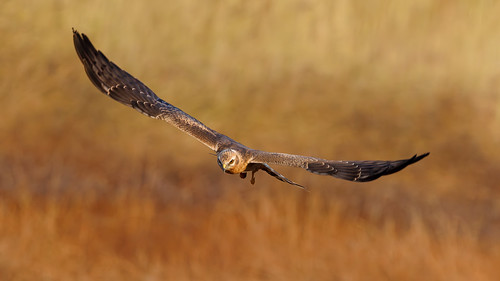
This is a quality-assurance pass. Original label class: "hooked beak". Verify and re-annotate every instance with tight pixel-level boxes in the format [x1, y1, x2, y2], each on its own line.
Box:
[219, 162, 231, 174]
[217, 159, 226, 172]
[221, 163, 232, 173]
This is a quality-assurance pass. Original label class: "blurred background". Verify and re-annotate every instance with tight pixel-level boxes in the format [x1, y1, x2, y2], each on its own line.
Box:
[1, 0, 500, 280]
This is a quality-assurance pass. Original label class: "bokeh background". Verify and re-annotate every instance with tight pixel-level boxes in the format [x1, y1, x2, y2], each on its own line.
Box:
[1, 0, 500, 280]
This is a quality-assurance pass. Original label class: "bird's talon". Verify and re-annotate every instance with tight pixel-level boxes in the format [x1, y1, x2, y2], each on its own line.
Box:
[250, 170, 256, 184]
[240, 173, 247, 179]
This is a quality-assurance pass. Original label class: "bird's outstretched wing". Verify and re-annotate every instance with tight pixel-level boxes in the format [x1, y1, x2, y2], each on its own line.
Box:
[250, 151, 429, 182]
[74, 29, 429, 187]
[73, 29, 233, 151]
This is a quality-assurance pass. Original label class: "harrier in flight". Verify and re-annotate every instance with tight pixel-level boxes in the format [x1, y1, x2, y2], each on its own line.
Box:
[73, 29, 429, 188]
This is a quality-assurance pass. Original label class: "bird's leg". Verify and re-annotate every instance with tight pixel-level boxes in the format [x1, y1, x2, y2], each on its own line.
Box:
[250, 170, 257, 184]
[245, 162, 305, 189]
[239, 172, 247, 179]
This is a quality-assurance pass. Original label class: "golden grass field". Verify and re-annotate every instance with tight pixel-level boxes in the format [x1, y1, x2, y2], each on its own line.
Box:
[1, 0, 500, 280]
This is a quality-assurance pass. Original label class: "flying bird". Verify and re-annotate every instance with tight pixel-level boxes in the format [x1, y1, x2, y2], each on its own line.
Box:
[73, 29, 429, 188]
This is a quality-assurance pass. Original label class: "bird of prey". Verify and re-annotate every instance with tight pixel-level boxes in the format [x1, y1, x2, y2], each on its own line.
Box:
[73, 29, 429, 188]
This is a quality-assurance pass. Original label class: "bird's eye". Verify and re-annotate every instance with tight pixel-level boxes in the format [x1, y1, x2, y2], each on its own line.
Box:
[229, 159, 235, 165]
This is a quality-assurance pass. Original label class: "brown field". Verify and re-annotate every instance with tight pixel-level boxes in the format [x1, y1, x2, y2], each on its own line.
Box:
[1, 0, 500, 280]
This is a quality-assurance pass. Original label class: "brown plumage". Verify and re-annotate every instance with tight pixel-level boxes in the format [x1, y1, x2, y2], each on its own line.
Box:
[73, 29, 429, 189]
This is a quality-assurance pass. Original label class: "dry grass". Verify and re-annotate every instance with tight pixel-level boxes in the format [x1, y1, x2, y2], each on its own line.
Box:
[1, 0, 500, 280]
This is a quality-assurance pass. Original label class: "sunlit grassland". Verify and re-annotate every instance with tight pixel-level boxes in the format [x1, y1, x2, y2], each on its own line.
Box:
[1, 0, 500, 280]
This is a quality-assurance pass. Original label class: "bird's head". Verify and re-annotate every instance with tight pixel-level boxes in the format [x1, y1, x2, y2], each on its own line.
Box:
[217, 149, 245, 174]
